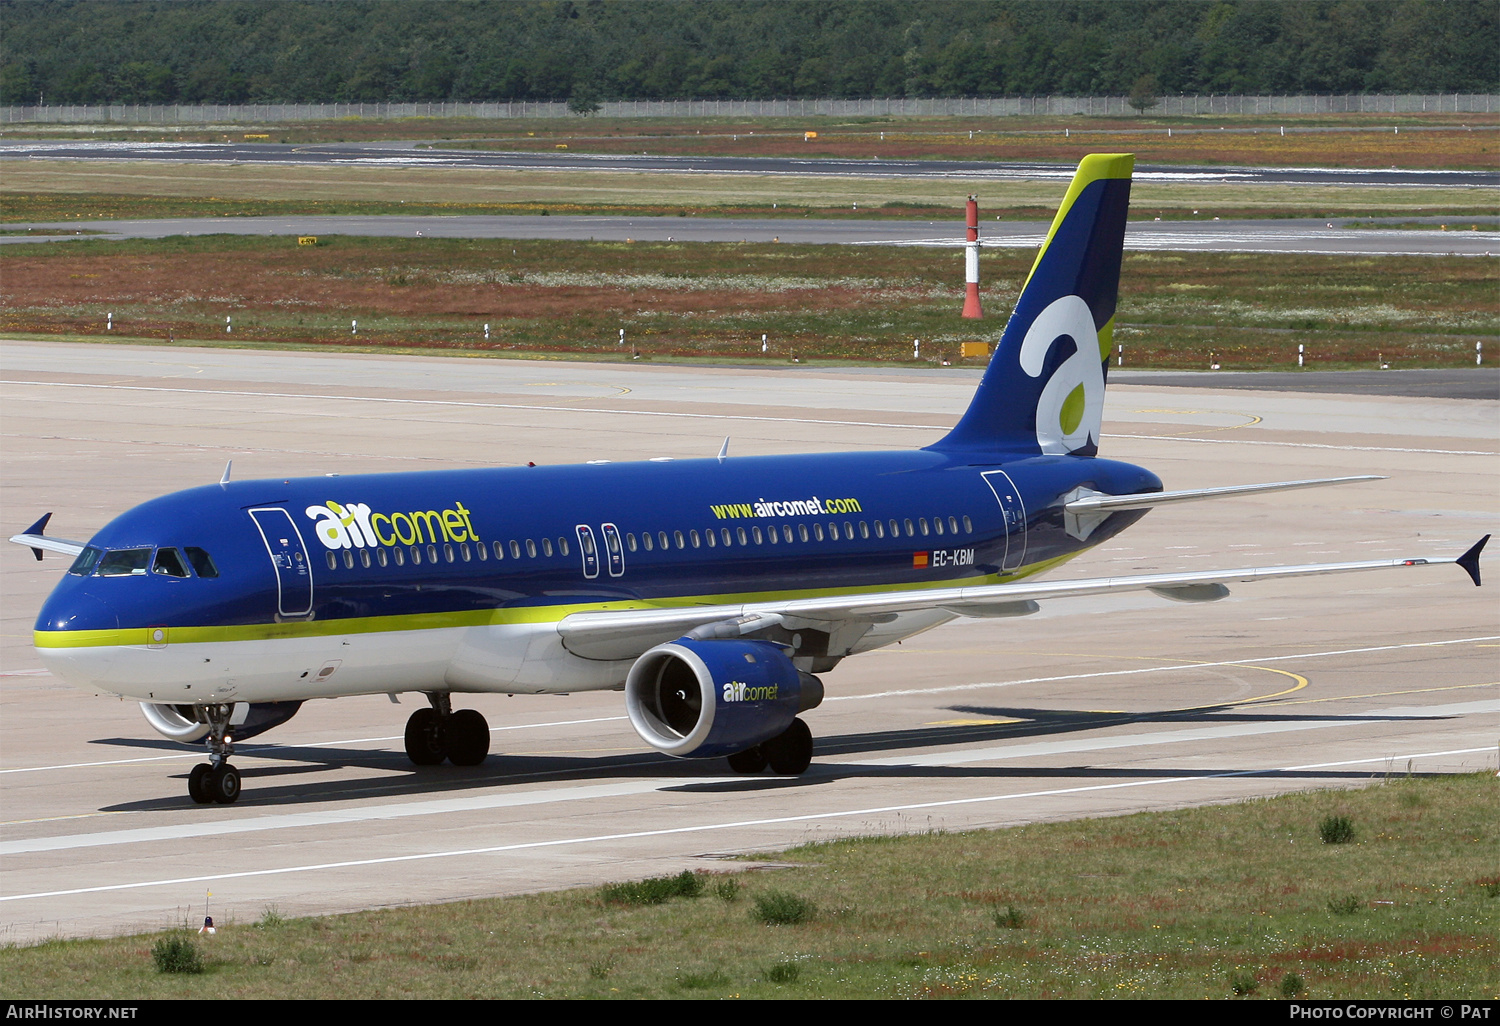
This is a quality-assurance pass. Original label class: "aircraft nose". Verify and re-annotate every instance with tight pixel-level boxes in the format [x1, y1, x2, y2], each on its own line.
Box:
[36, 586, 120, 633]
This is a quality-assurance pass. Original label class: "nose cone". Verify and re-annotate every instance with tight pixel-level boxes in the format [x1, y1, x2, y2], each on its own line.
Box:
[35, 579, 121, 633]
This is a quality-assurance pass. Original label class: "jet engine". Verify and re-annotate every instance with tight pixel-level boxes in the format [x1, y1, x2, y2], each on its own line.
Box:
[140, 701, 303, 743]
[624, 638, 823, 759]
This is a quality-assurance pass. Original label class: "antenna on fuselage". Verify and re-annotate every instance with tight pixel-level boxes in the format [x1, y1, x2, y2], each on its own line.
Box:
[717, 437, 729, 463]
[220, 460, 232, 485]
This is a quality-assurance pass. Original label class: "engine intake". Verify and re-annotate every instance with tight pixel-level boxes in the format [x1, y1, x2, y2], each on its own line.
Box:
[140, 701, 302, 743]
[625, 638, 822, 759]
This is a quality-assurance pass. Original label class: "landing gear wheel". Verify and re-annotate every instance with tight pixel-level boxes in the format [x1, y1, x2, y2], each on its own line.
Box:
[404, 707, 447, 765]
[209, 764, 241, 804]
[726, 745, 767, 774]
[446, 709, 490, 767]
[188, 763, 214, 804]
[763, 718, 813, 776]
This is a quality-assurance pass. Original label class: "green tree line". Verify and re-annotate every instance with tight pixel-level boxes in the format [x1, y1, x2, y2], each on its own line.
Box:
[2, 0, 1494, 107]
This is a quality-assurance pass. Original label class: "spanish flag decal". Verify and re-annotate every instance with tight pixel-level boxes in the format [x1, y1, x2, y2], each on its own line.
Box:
[912, 551, 929, 569]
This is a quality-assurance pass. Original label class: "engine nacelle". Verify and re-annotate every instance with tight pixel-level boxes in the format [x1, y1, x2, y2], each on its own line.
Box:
[140, 701, 303, 744]
[625, 638, 823, 759]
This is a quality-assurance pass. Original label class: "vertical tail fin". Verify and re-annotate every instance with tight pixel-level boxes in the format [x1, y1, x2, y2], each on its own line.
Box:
[930, 153, 1134, 459]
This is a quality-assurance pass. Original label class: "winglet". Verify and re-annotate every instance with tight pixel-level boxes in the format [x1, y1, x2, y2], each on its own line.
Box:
[1456, 534, 1488, 587]
[220, 460, 233, 485]
[717, 437, 729, 464]
[20, 512, 52, 561]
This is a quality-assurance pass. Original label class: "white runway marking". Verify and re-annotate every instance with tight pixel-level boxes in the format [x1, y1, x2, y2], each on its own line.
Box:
[4, 698, 1492, 860]
[4, 746, 1490, 903]
[3, 380, 1493, 456]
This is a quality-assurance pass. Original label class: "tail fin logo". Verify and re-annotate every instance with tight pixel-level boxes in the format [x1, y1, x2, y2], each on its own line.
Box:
[1019, 294, 1105, 456]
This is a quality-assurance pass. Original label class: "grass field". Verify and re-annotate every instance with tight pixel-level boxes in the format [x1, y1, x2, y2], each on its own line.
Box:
[3, 235, 1493, 370]
[2, 774, 1494, 999]
[4, 159, 1496, 225]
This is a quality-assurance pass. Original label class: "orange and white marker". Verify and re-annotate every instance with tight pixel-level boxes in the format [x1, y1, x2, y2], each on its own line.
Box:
[961, 195, 982, 319]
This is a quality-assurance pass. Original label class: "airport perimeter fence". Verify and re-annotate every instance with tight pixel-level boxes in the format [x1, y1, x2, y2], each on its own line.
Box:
[3, 93, 1497, 124]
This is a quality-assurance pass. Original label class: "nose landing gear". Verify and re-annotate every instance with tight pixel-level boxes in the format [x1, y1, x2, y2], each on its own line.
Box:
[187, 703, 241, 804]
[403, 693, 490, 767]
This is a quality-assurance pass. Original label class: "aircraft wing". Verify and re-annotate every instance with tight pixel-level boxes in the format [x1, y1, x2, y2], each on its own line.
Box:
[8, 513, 87, 562]
[557, 536, 1487, 661]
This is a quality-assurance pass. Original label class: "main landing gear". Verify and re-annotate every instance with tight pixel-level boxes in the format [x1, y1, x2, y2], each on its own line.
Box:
[404, 693, 490, 767]
[187, 703, 241, 805]
[726, 718, 814, 776]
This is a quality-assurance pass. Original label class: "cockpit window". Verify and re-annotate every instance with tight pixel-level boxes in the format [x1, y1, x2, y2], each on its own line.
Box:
[152, 547, 190, 578]
[97, 548, 152, 576]
[184, 547, 219, 578]
[68, 546, 103, 576]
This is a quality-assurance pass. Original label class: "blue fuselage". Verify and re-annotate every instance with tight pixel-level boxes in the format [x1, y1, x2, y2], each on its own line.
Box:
[37, 449, 1161, 638]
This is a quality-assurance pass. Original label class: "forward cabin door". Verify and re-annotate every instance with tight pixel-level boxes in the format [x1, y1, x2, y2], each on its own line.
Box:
[248, 507, 313, 617]
[980, 470, 1028, 573]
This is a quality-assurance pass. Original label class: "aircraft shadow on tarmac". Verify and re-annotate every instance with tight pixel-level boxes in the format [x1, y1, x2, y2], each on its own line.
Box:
[89, 697, 1456, 813]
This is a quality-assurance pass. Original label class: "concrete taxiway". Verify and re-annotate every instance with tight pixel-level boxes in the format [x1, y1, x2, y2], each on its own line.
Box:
[6, 141, 1497, 188]
[8, 213, 1498, 257]
[1, 342, 1495, 943]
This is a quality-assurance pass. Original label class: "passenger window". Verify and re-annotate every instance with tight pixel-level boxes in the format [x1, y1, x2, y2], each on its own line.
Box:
[904, 519, 914, 537]
[459, 543, 471, 562]
[812, 524, 823, 541]
[68, 546, 103, 576]
[360, 548, 372, 568]
[752, 526, 763, 545]
[875, 520, 885, 539]
[859, 521, 870, 539]
[643, 532, 654, 551]
[690, 530, 701, 548]
[963, 515, 973, 533]
[736, 527, 747, 546]
[443, 543, 454, 563]
[377, 548, 389, 567]
[427, 544, 439, 563]
[559, 537, 570, 556]
[949, 516, 960, 534]
[626, 533, 637, 552]
[919, 518, 930, 536]
[704, 530, 715, 548]
[326, 551, 338, 570]
[542, 537, 554, 557]
[934, 517, 944, 536]
[510, 540, 521, 559]
[798, 525, 809, 542]
[394, 546, 405, 566]
[658, 531, 669, 550]
[99, 548, 152, 576]
[783, 525, 794, 543]
[475, 542, 486, 561]
[183, 547, 218, 578]
[889, 519, 900, 537]
[493, 541, 504, 560]
[411, 545, 423, 565]
[844, 521, 854, 539]
[674, 530, 685, 549]
[525, 539, 537, 558]
[344, 550, 355, 569]
[767, 526, 778, 544]
[152, 547, 190, 577]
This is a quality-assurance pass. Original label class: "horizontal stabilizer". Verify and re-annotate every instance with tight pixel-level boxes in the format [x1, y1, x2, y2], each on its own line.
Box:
[1064, 475, 1385, 515]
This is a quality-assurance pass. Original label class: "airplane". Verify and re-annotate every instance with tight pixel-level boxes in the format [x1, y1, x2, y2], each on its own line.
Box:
[10, 153, 1487, 806]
